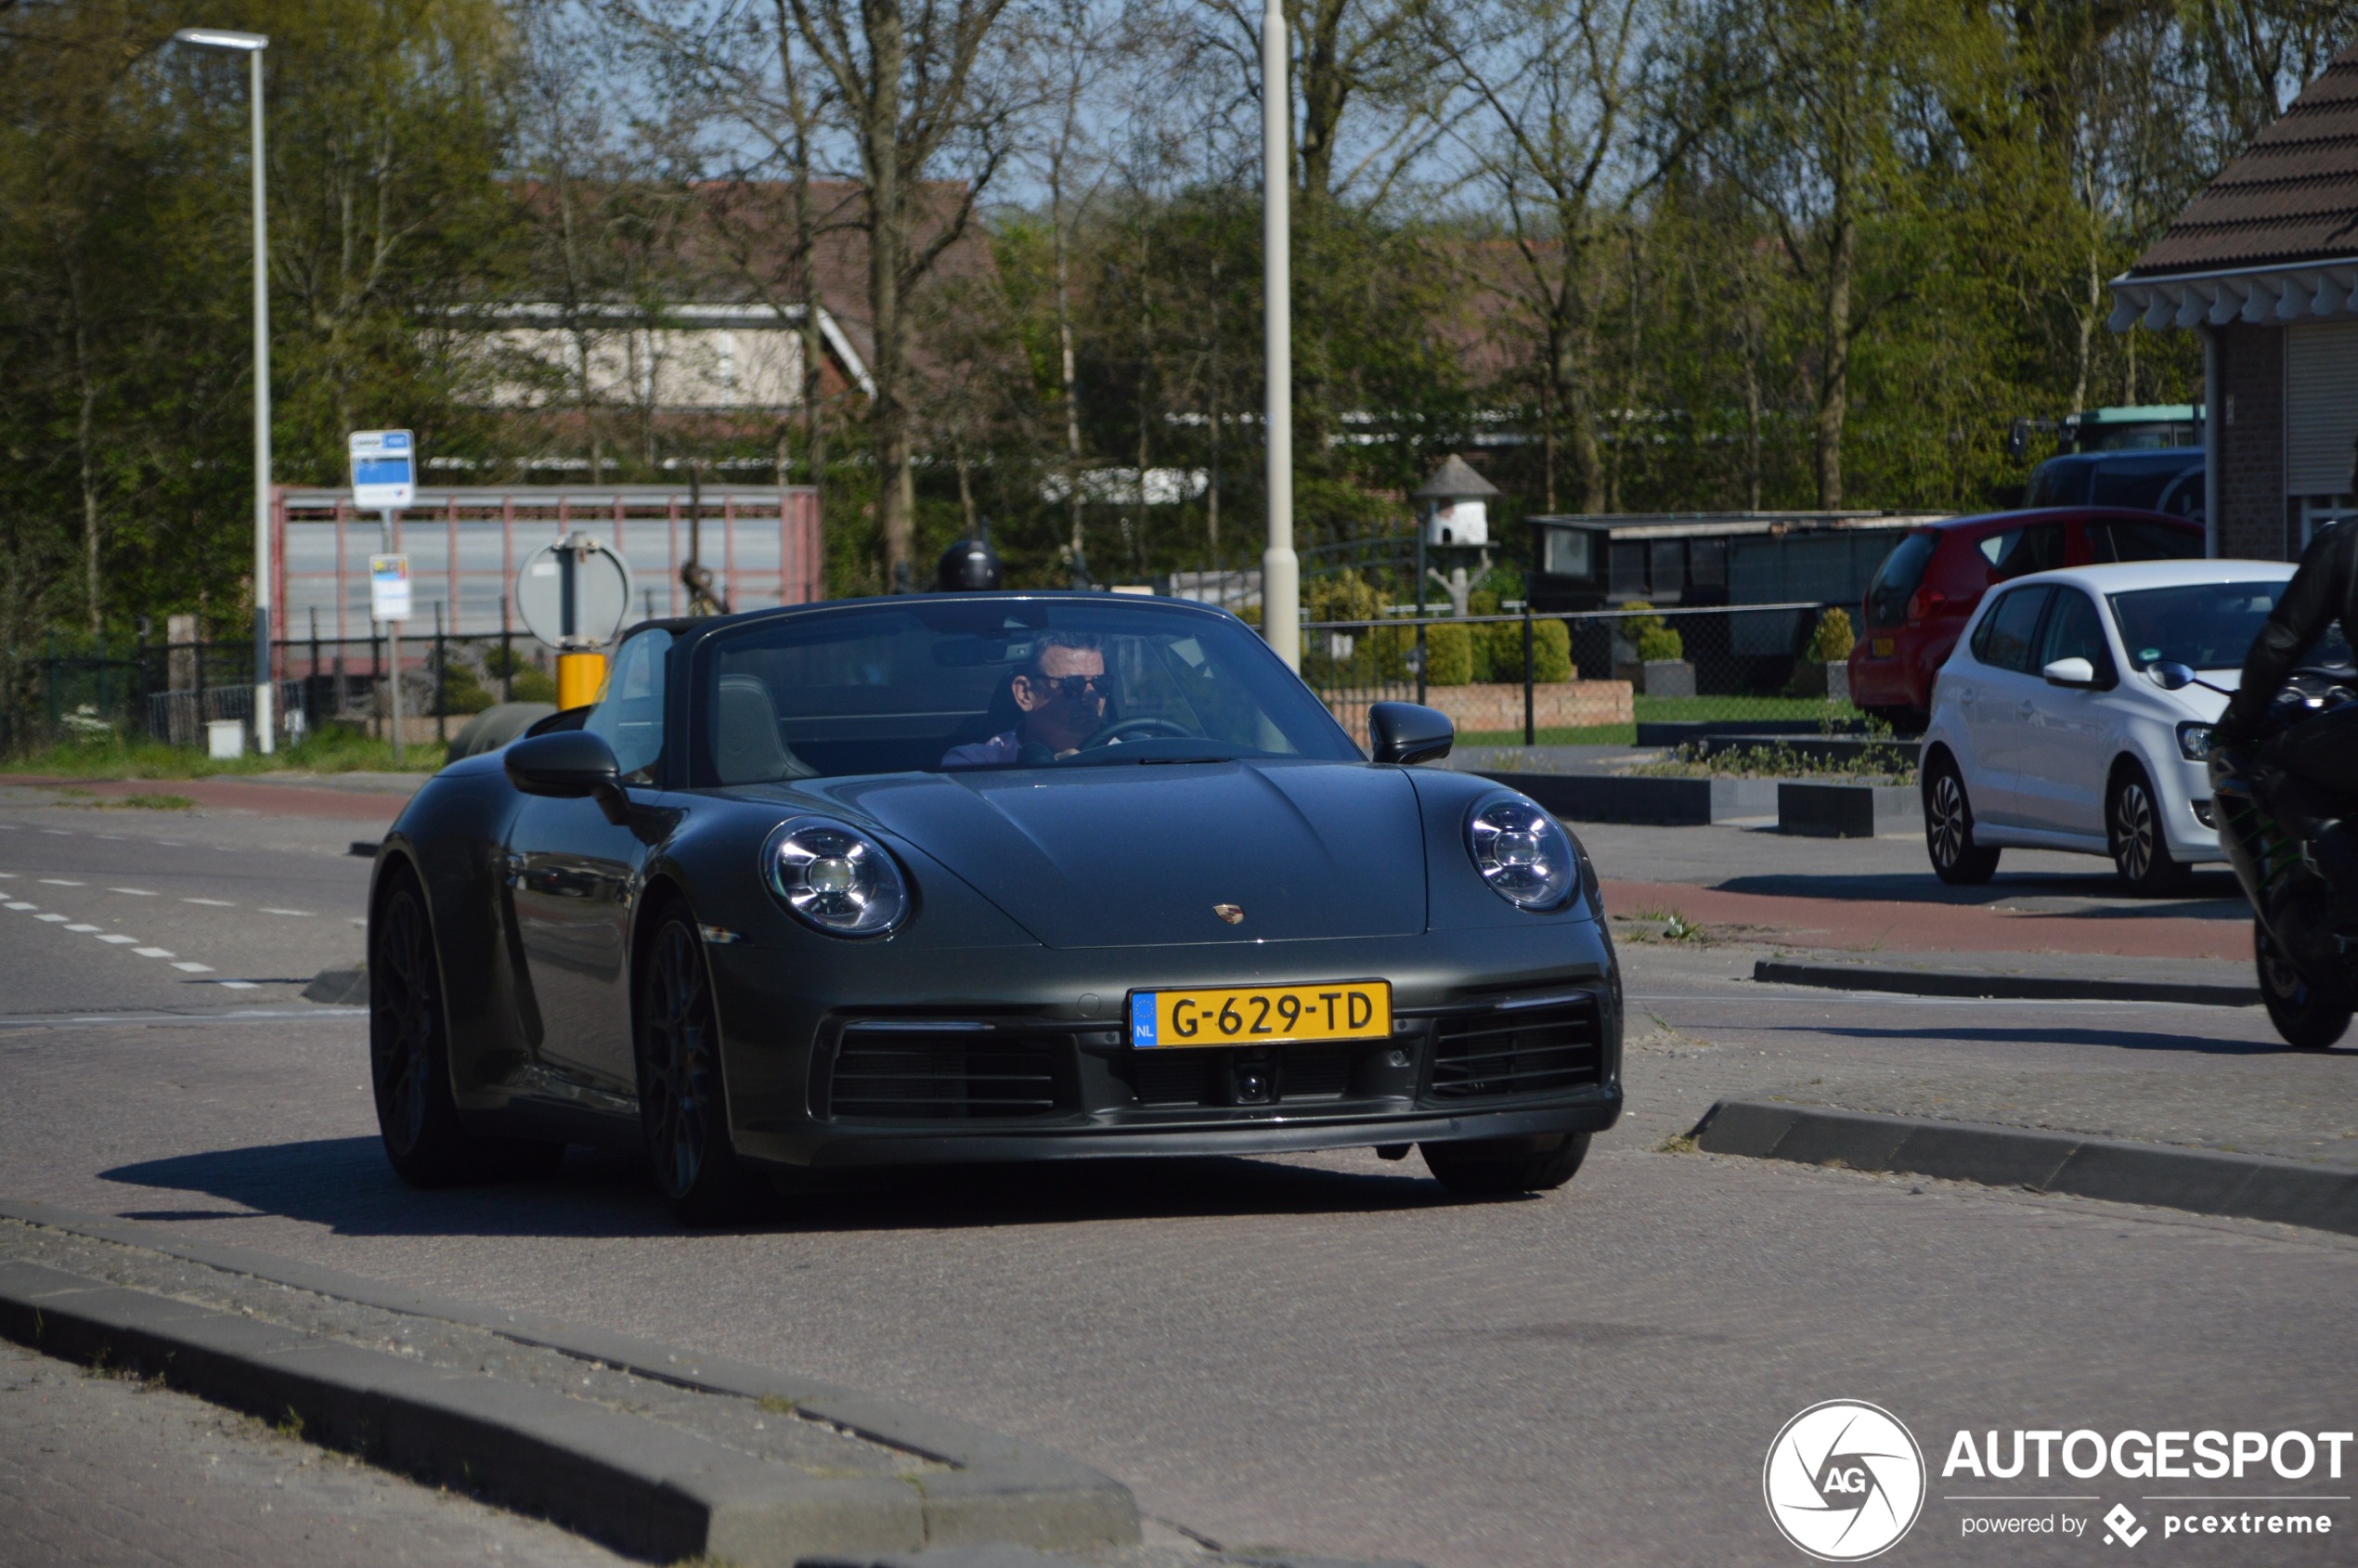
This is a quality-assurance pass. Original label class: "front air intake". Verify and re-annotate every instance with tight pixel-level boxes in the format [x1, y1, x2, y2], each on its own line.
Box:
[1427, 997, 1601, 1102]
[823, 1026, 1074, 1121]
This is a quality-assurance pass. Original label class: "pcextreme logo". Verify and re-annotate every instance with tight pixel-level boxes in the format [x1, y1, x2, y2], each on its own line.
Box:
[1764, 1400, 1928, 1562]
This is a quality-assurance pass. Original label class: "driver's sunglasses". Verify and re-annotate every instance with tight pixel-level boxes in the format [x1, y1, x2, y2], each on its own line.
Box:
[1024, 672, 1108, 701]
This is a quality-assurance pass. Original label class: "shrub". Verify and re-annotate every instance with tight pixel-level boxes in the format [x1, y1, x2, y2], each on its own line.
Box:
[1484, 617, 1574, 682]
[507, 663, 559, 704]
[1620, 602, 1686, 663]
[1533, 619, 1574, 681]
[438, 659, 497, 716]
[1425, 622, 1473, 685]
[1807, 607, 1856, 663]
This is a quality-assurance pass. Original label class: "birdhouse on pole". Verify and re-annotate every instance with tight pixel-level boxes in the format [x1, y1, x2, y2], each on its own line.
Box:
[1413, 456, 1499, 548]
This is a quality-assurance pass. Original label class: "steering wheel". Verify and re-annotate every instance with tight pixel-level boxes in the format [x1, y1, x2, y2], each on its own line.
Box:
[1081, 716, 1194, 749]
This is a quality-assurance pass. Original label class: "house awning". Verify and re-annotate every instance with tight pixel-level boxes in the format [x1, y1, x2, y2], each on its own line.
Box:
[2108, 259, 2358, 332]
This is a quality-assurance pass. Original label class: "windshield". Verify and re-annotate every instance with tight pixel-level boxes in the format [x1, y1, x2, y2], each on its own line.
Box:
[2106, 581, 2352, 672]
[695, 598, 1361, 782]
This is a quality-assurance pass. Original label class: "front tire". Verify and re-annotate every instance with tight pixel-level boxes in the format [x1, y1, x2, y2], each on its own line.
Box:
[1421, 1133, 1589, 1197]
[636, 907, 756, 1225]
[2108, 765, 2192, 895]
[1924, 754, 2001, 885]
[2257, 922, 2352, 1050]
[369, 865, 561, 1186]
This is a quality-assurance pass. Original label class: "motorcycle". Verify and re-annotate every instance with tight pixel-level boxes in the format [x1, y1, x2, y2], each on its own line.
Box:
[2160, 660, 2358, 1049]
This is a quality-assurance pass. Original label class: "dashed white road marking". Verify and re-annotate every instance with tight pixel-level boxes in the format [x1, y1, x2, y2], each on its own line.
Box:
[4, 902, 33, 912]
[35, 914, 67, 923]
[182, 898, 234, 907]
[63, 924, 98, 933]
[134, 947, 174, 959]
[95, 835, 123, 841]
[96, 934, 136, 944]
[171, 961, 214, 973]
[110, 888, 157, 897]
[39, 879, 84, 887]
[216, 980, 259, 991]
[259, 908, 313, 917]
[41, 830, 68, 836]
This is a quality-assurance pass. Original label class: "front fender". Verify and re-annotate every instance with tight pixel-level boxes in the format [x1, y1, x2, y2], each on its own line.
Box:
[376, 755, 536, 1108]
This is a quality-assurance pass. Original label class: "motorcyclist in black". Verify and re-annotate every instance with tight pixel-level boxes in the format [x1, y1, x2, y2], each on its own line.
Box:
[2211, 515, 2358, 924]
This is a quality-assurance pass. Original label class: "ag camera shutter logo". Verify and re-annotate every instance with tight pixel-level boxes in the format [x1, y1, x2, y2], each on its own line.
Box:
[1764, 1400, 1926, 1561]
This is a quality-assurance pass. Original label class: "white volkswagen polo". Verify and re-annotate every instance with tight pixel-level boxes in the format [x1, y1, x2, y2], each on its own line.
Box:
[1920, 559, 2311, 893]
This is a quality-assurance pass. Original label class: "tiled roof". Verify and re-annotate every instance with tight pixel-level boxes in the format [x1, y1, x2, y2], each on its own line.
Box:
[2129, 37, 2358, 277]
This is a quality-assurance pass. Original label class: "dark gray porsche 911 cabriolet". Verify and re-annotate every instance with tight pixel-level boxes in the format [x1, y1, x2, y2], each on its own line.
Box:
[369, 591, 1623, 1222]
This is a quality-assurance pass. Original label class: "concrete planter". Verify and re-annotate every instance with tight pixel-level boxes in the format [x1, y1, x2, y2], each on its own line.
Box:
[1777, 781, 1919, 837]
[1612, 660, 1696, 697]
[1790, 660, 1850, 701]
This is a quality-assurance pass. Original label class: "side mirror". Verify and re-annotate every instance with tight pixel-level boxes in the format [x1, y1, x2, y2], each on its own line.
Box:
[505, 730, 628, 823]
[2150, 661, 2196, 691]
[2042, 656, 2097, 689]
[1367, 701, 1454, 766]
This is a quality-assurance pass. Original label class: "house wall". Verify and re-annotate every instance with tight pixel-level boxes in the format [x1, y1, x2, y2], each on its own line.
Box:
[2215, 323, 2295, 560]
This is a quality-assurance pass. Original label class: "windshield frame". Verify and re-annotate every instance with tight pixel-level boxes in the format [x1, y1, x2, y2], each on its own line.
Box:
[681, 592, 1363, 786]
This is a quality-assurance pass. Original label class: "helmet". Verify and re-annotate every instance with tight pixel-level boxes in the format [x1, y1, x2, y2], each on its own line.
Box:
[935, 538, 1003, 591]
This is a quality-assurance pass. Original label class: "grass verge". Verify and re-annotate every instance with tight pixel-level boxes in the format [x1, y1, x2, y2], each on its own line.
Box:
[3, 727, 447, 780]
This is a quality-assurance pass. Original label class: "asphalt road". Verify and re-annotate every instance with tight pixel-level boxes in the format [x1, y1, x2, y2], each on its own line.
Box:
[2, 791, 2354, 1567]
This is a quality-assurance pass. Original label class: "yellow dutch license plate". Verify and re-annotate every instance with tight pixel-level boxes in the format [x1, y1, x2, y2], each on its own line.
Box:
[1129, 981, 1391, 1049]
[1870, 638, 1895, 658]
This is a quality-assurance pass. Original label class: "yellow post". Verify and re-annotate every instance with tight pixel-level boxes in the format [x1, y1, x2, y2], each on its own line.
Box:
[556, 652, 607, 711]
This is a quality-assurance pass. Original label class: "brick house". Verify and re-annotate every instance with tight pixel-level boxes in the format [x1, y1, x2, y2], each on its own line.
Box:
[2107, 38, 2358, 560]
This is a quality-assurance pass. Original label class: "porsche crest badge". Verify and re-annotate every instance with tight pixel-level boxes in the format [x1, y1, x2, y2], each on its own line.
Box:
[1212, 903, 1245, 925]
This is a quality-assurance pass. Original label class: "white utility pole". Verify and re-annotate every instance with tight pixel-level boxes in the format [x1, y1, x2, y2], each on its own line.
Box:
[175, 29, 275, 753]
[1260, 0, 1299, 669]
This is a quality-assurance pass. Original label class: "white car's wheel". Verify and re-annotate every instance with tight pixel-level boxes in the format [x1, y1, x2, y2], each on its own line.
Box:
[2107, 765, 2192, 896]
[1923, 753, 2000, 885]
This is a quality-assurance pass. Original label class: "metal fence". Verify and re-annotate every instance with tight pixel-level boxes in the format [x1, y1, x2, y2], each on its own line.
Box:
[1301, 602, 1861, 745]
[33, 618, 561, 752]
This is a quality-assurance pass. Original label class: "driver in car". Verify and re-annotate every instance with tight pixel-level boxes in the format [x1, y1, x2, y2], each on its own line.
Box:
[941, 632, 1108, 766]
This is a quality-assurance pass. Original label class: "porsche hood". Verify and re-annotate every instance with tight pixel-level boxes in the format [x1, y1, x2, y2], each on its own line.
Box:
[785, 762, 1427, 948]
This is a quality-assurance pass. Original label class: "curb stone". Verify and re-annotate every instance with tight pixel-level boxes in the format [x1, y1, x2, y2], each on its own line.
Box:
[1689, 1099, 2358, 1236]
[1752, 958, 2261, 1009]
[0, 1198, 1138, 1565]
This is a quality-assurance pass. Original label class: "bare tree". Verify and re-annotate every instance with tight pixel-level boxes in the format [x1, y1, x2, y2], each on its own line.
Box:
[784, 0, 1021, 585]
[1430, 0, 1649, 513]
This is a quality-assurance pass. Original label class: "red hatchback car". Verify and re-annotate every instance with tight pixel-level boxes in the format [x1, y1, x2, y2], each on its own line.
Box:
[1848, 508, 2203, 730]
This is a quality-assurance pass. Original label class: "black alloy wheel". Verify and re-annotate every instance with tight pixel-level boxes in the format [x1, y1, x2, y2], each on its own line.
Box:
[1923, 755, 2001, 886]
[370, 866, 560, 1186]
[2107, 766, 2193, 896]
[636, 909, 754, 1225]
[2256, 921, 2352, 1051]
[1421, 1133, 1590, 1198]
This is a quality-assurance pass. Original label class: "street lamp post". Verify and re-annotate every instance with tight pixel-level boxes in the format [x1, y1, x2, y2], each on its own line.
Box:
[173, 28, 274, 756]
[1260, 0, 1299, 670]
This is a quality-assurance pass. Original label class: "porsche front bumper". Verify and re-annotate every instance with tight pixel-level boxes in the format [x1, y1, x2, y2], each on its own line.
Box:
[706, 921, 1624, 1170]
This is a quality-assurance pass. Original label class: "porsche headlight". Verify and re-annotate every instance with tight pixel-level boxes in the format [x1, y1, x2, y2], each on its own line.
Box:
[763, 818, 908, 937]
[1466, 795, 1578, 912]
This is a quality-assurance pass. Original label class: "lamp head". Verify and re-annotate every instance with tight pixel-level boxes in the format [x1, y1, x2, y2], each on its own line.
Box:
[173, 28, 268, 50]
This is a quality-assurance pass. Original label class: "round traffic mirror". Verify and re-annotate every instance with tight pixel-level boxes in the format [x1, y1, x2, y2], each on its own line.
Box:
[515, 534, 632, 649]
